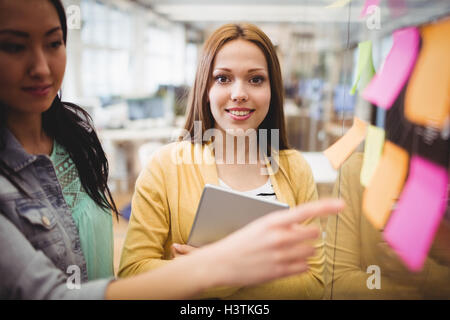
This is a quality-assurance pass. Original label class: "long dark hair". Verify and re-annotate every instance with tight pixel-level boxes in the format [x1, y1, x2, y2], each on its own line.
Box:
[0, 0, 119, 218]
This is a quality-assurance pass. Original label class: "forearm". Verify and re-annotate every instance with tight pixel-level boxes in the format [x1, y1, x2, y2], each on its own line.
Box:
[118, 255, 169, 278]
[107, 254, 215, 300]
[109, 246, 245, 300]
[227, 245, 326, 300]
[119, 252, 240, 299]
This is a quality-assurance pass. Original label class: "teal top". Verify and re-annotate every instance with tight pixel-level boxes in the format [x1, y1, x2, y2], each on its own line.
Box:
[50, 141, 114, 280]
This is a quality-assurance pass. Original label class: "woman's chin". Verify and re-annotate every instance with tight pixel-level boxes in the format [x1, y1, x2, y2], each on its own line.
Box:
[10, 101, 54, 115]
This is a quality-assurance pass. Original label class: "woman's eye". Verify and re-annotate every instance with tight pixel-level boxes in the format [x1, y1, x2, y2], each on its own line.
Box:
[0, 43, 25, 53]
[250, 76, 264, 85]
[215, 75, 230, 84]
[49, 40, 63, 49]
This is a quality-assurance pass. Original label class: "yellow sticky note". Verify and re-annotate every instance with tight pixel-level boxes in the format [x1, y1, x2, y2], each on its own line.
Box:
[405, 19, 450, 129]
[323, 117, 368, 170]
[326, 0, 353, 8]
[363, 141, 409, 229]
[360, 125, 385, 187]
[350, 41, 376, 95]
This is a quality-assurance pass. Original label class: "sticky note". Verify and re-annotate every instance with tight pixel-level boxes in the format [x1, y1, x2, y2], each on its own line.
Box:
[326, 0, 353, 8]
[360, 0, 380, 17]
[362, 141, 409, 229]
[405, 19, 450, 129]
[383, 156, 449, 272]
[323, 117, 368, 170]
[350, 41, 375, 95]
[362, 27, 420, 109]
[360, 125, 385, 187]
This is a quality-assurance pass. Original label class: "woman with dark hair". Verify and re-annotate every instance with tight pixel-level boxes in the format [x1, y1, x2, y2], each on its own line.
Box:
[0, 0, 343, 299]
[0, 0, 118, 282]
[119, 23, 327, 299]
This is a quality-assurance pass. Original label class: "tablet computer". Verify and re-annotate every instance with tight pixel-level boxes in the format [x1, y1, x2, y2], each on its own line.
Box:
[187, 184, 289, 247]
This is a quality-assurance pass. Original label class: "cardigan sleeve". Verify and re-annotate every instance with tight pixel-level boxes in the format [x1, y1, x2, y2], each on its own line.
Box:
[118, 151, 173, 278]
[225, 151, 325, 299]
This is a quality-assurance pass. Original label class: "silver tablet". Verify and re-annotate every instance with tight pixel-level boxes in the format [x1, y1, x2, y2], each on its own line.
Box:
[187, 184, 289, 247]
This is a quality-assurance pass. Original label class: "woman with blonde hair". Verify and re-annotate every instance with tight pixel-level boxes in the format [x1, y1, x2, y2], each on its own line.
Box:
[119, 23, 329, 299]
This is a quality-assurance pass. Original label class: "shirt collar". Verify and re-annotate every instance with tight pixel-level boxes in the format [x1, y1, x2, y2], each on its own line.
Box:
[0, 128, 38, 172]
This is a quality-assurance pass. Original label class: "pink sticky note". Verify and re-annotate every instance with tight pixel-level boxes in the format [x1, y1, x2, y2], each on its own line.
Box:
[360, 0, 381, 18]
[362, 27, 420, 109]
[383, 156, 448, 272]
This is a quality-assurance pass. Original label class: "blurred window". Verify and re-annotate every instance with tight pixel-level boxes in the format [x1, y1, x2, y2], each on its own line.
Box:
[81, 0, 132, 97]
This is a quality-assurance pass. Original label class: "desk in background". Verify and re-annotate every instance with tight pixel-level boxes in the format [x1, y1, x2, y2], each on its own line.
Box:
[99, 126, 183, 193]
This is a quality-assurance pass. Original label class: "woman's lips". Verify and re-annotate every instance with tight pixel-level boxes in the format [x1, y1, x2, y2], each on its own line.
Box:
[226, 108, 255, 121]
[22, 85, 52, 97]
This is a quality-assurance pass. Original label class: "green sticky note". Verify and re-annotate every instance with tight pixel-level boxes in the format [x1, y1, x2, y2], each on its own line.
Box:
[350, 41, 376, 95]
[360, 125, 385, 187]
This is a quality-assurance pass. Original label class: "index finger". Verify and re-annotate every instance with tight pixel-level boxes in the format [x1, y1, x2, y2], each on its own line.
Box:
[268, 199, 345, 227]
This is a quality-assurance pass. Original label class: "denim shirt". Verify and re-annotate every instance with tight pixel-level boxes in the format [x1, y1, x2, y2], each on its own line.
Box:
[0, 129, 112, 299]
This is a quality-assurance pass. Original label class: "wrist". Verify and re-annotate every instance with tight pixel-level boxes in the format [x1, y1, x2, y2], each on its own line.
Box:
[189, 245, 225, 290]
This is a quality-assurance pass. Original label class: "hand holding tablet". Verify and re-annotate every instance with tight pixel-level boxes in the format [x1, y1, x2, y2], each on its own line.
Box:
[187, 184, 289, 247]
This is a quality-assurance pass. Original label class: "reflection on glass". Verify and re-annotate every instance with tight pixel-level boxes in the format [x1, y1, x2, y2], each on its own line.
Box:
[325, 153, 450, 299]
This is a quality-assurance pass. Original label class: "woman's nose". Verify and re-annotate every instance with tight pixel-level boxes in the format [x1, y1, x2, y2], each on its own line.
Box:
[28, 49, 51, 78]
[231, 81, 248, 102]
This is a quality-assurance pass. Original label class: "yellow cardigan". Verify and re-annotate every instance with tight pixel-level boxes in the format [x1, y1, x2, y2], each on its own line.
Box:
[118, 141, 325, 299]
[325, 153, 450, 299]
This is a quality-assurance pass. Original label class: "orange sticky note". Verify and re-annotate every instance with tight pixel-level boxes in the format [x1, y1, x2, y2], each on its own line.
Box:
[405, 19, 450, 129]
[323, 117, 368, 170]
[363, 141, 409, 229]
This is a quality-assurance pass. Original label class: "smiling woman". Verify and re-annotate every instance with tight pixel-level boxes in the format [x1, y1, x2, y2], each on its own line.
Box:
[183, 23, 288, 152]
[0, 0, 120, 291]
[0, 0, 344, 300]
[0, 0, 119, 283]
[118, 23, 328, 300]
[209, 39, 271, 134]
[0, 2, 66, 118]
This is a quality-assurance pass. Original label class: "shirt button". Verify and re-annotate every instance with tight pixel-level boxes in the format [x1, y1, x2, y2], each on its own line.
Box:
[42, 216, 51, 227]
